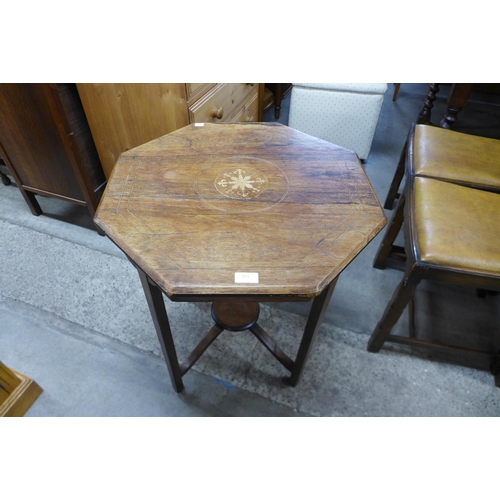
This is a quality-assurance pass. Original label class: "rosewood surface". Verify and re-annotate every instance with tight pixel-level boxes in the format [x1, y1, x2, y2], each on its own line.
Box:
[96, 123, 385, 298]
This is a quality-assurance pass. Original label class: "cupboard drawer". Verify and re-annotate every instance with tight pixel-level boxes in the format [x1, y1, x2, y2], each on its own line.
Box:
[188, 83, 255, 123]
[185, 83, 216, 103]
[227, 88, 259, 123]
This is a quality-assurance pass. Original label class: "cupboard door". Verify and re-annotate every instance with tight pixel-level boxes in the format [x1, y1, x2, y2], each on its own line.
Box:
[185, 83, 217, 103]
[77, 83, 189, 178]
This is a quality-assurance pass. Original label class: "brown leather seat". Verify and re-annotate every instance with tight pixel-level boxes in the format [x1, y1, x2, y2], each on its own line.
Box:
[414, 126, 500, 190]
[384, 124, 500, 210]
[370, 126, 500, 387]
[415, 177, 500, 276]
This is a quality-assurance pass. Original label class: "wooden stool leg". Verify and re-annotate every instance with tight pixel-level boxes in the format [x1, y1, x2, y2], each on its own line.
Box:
[384, 140, 407, 210]
[288, 277, 338, 386]
[367, 266, 425, 353]
[137, 268, 184, 393]
[373, 191, 406, 269]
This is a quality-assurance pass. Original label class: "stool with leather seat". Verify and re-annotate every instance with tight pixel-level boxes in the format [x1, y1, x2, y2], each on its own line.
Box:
[370, 125, 500, 386]
[383, 123, 500, 210]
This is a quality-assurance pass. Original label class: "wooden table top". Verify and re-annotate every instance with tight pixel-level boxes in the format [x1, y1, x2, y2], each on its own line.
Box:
[95, 123, 386, 299]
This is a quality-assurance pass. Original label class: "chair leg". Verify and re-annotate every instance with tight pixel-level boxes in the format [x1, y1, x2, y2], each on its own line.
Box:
[384, 140, 407, 210]
[367, 265, 426, 353]
[373, 191, 406, 269]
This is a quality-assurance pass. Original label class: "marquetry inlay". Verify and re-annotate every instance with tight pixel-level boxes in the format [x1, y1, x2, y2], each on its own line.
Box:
[215, 167, 269, 199]
[195, 155, 289, 213]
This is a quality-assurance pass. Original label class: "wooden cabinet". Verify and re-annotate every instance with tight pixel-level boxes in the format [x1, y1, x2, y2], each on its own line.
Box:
[0, 84, 106, 218]
[76, 83, 262, 179]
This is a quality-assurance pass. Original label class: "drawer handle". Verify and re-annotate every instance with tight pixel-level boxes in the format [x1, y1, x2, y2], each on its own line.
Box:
[212, 107, 224, 119]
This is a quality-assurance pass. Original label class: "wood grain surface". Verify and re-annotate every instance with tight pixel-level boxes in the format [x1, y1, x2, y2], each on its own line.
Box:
[77, 83, 189, 178]
[95, 123, 386, 298]
[0, 362, 43, 417]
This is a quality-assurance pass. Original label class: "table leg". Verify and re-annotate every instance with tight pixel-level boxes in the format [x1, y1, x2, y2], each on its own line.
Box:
[137, 268, 184, 393]
[287, 277, 338, 386]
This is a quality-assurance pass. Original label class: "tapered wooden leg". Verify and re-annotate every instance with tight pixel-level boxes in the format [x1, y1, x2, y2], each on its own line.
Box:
[137, 268, 184, 393]
[373, 191, 406, 269]
[287, 277, 338, 386]
[384, 140, 407, 210]
[22, 190, 43, 216]
[367, 266, 425, 353]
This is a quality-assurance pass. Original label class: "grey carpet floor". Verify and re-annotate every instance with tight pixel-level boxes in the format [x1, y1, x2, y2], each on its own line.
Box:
[2, 219, 499, 416]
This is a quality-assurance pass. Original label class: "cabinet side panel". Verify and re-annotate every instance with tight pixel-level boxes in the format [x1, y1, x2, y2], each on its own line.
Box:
[49, 84, 106, 195]
[77, 84, 189, 179]
[0, 83, 85, 201]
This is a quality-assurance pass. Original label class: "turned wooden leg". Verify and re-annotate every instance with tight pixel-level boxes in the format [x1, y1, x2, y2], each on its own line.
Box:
[440, 106, 463, 129]
[417, 83, 440, 124]
[137, 268, 184, 393]
[287, 277, 338, 386]
[384, 140, 407, 210]
[367, 266, 426, 353]
[373, 191, 406, 269]
[440, 83, 474, 129]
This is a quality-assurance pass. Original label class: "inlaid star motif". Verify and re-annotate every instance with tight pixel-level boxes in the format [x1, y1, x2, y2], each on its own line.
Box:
[215, 168, 269, 198]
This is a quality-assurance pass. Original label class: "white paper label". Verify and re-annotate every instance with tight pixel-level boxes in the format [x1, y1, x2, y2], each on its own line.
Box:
[194, 123, 205, 127]
[235, 272, 259, 284]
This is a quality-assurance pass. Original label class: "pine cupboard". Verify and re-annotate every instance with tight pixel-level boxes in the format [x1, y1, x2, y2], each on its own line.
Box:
[77, 83, 263, 179]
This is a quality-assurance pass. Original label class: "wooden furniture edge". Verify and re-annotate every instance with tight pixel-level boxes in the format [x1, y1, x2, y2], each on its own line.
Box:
[0, 364, 43, 417]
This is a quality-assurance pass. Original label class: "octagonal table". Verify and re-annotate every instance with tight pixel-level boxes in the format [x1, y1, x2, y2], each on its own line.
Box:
[95, 123, 386, 392]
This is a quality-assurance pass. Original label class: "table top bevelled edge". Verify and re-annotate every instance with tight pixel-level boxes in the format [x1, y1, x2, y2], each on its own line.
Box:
[94, 122, 387, 300]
